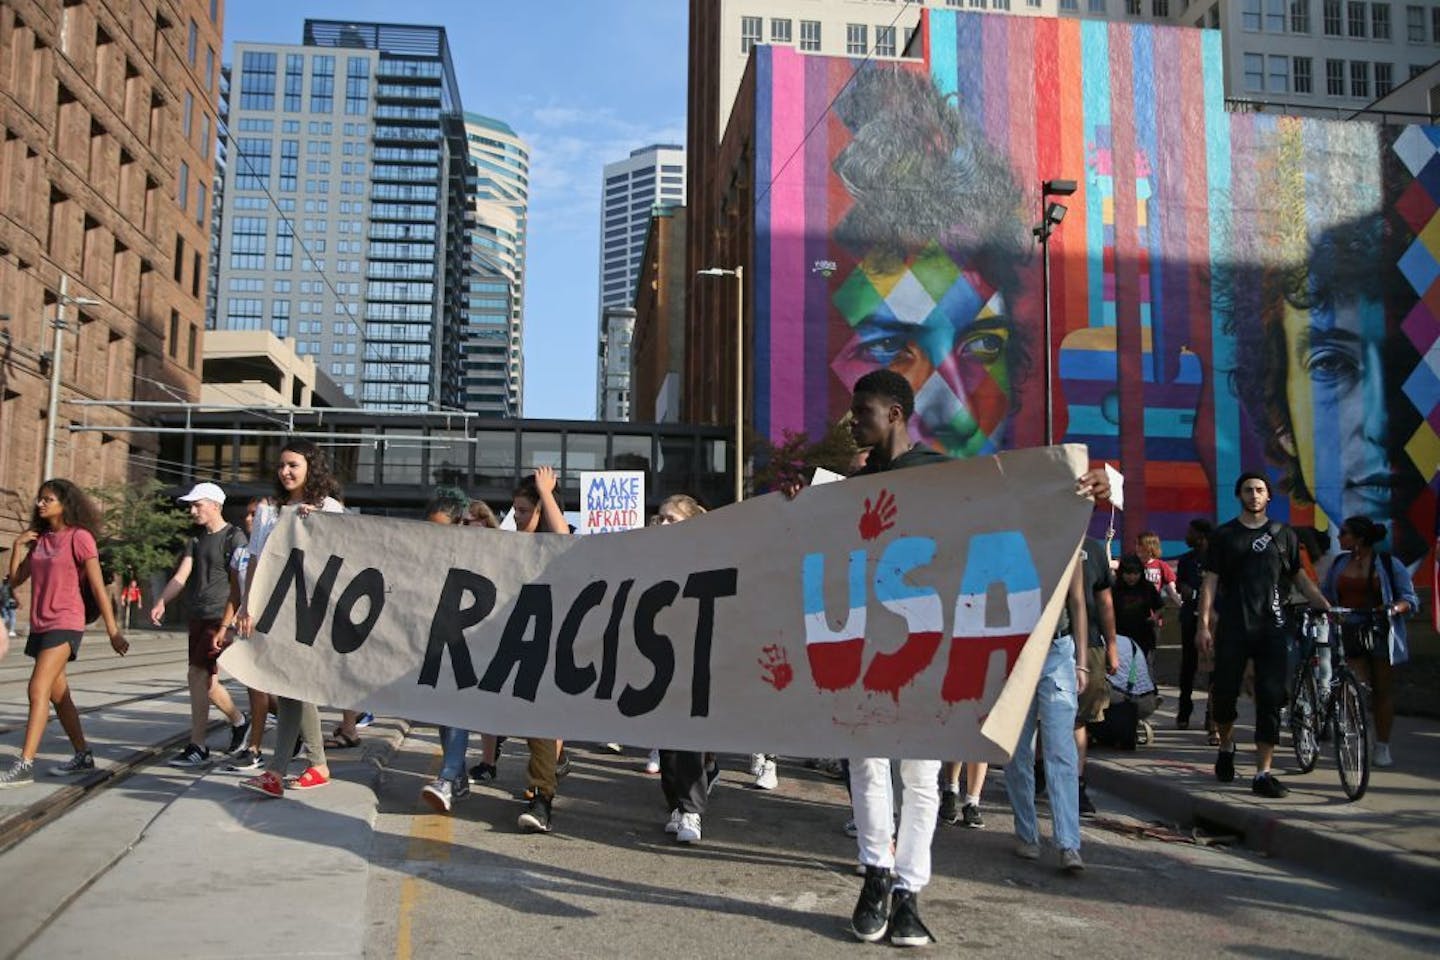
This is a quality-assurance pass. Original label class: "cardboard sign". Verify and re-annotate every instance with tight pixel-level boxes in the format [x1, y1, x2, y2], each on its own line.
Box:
[580, 471, 646, 535]
[221, 445, 1093, 760]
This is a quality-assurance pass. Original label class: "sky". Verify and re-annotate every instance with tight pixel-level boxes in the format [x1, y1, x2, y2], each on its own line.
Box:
[221, 1, 689, 420]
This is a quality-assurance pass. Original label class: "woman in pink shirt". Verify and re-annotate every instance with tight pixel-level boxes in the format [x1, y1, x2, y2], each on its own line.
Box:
[0, 479, 128, 788]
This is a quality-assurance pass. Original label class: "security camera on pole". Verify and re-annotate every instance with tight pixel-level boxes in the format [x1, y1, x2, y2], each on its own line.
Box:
[43, 274, 101, 480]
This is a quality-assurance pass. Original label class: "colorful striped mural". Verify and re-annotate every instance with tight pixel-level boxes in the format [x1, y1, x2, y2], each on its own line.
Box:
[751, 10, 1438, 576]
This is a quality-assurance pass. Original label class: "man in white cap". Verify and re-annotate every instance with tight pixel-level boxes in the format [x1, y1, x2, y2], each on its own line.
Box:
[152, 482, 250, 767]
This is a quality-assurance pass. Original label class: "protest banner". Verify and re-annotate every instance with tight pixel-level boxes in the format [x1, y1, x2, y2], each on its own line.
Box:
[221, 445, 1093, 761]
[580, 471, 645, 534]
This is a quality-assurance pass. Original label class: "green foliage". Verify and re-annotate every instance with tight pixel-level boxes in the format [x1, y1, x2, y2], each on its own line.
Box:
[92, 480, 190, 582]
[749, 418, 859, 493]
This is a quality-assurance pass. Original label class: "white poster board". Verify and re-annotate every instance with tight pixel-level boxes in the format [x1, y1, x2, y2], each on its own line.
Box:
[579, 471, 646, 535]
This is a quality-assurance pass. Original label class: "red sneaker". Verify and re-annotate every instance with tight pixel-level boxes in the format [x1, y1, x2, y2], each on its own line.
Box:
[240, 771, 284, 798]
[287, 766, 329, 790]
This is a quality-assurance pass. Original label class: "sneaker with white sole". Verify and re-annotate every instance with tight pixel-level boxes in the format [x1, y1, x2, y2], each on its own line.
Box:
[645, 748, 661, 775]
[675, 812, 702, 844]
[665, 807, 684, 834]
[754, 757, 778, 790]
[1014, 841, 1041, 860]
[225, 748, 263, 771]
[1373, 742, 1393, 767]
[420, 778, 453, 813]
[226, 715, 251, 755]
[168, 743, 210, 768]
[749, 753, 766, 778]
[50, 750, 94, 776]
[0, 758, 35, 789]
[1060, 848, 1085, 873]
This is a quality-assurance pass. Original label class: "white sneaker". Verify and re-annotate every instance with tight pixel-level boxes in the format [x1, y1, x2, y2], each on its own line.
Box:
[665, 807, 683, 834]
[645, 748, 661, 775]
[754, 758, 778, 790]
[749, 753, 766, 778]
[1014, 841, 1041, 861]
[1373, 742, 1394, 767]
[420, 778, 453, 813]
[1060, 848, 1085, 873]
[676, 812, 702, 843]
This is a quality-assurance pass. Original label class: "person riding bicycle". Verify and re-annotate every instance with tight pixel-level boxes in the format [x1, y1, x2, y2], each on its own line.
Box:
[1320, 516, 1420, 769]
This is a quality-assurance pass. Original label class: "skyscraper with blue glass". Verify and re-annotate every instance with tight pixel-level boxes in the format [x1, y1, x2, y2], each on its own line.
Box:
[215, 20, 469, 411]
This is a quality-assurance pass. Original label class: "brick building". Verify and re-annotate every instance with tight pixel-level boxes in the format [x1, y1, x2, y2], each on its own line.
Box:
[0, 0, 220, 543]
[630, 204, 687, 423]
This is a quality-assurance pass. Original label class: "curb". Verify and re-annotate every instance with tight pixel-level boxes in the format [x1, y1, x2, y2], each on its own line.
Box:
[1084, 759, 1440, 909]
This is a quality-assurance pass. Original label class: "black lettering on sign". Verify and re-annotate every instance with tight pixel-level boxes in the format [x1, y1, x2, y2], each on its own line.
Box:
[477, 583, 553, 702]
[554, 580, 606, 696]
[418, 569, 496, 688]
[255, 548, 343, 647]
[618, 580, 679, 718]
[332, 568, 386, 654]
[595, 578, 634, 700]
[682, 568, 739, 717]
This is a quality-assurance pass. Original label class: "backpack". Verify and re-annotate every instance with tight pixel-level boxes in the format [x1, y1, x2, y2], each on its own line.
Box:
[71, 531, 104, 625]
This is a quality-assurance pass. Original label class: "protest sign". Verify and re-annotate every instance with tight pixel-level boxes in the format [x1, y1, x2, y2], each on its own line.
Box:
[580, 471, 645, 534]
[222, 445, 1093, 761]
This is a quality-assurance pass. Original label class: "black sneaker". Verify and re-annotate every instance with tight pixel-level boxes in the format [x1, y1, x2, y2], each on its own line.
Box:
[1078, 779, 1097, 816]
[470, 761, 498, 782]
[50, 750, 95, 776]
[850, 865, 893, 943]
[226, 715, 251, 755]
[168, 743, 210, 768]
[517, 793, 553, 833]
[1215, 747, 1236, 783]
[1251, 772, 1290, 798]
[225, 748, 263, 771]
[887, 888, 936, 947]
[961, 801, 985, 829]
[704, 760, 721, 796]
[452, 774, 471, 802]
[938, 788, 960, 825]
[555, 749, 571, 780]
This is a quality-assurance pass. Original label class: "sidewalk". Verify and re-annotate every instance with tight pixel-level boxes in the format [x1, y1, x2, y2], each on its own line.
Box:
[1083, 679, 1440, 908]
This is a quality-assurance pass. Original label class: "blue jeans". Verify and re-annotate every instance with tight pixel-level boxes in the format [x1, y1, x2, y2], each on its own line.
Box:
[1004, 634, 1081, 852]
[438, 726, 470, 781]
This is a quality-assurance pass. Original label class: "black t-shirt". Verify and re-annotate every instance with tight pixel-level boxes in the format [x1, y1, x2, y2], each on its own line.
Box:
[1080, 538, 1114, 648]
[1113, 578, 1163, 652]
[187, 524, 247, 621]
[855, 444, 951, 475]
[1176, 549, 1204, 612]
[1205, 518, 1298, 635]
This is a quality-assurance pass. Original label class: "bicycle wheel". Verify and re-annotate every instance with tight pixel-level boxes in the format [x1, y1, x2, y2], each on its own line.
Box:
[1289, 667, 1321, 773]
[1332, 673, 1370, 801]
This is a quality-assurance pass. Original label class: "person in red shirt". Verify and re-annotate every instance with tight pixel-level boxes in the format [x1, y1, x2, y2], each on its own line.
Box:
[1137, 531, 1182, 609]
[1, 479, 128, 788]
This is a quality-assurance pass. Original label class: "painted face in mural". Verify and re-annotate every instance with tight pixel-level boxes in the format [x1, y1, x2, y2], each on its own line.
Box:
[832, 243, 1013, 458]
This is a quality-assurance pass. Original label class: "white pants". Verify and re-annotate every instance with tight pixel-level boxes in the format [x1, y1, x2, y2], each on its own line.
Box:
[850, 757, 941, 893]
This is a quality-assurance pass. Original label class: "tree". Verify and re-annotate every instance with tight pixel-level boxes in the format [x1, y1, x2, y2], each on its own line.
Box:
[91, 480, 191, 583]
[749, 417, 859, 493]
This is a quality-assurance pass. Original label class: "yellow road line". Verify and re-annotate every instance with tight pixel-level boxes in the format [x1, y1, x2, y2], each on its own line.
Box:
[396, 745, 448, 960]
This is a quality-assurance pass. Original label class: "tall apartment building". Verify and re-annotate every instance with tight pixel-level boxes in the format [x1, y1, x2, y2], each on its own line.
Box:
[1179, 1, 1440, 115]
[0, 0, 223, 527]
[215, 20, 470, 412]
[596, 143, 685, 420]
[463, 111, 528, 417]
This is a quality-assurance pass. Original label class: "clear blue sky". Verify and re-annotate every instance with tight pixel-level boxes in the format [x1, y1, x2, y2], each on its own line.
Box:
[220, 1, 688, 420]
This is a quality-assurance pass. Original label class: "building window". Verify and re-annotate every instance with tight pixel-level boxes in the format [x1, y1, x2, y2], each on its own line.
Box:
[1348, 1, 1367, 36]
[169, 310, 180, 356]
[1209, 4, 1221, 26]
[1433, 5, 1440, 42]
[1266, 0, 1287, 30]
[284, 53, 303, 111]
[1411, 62, 1429, 79]
[1060, 0, 1078, 9]
[311, 55, 335, 113]
[969, 0, 988, 8]
[279, 139, 298, 192]
[876, 25, 897, 56]
[196, 182, 206, 227]
[1243, 0, 1262, 29]
[1326, 57, 1346, 94]
[1350, 59, 1370, 98]
[1292, 1, 1311, 34]
[225, 298, 264, 331]
[1408, 5, 1425, 41]
[275, 220, 293, 271]
[1244, 53, 1265, 91]
[1375, 61, 1394, 96]
[187, 18, 197, 65]
[1128, 0, 1143, 15]
[229, 217, 268, 271]
[1268, 55, 1290, 92]
[345, 57, 369, 115]
[1324, 0, 1343, 34]
[771, 18, 791, 43]
[201, 114, 210, 159]
[1088, 0, 1106, 12]
[175, 162, 189, 212]
[846, 23, 868, 55]
[1294, 56, 1313, 92]
[234, 138, 271, 190]
[183, 91, 193, 139]
[206, 46, 214, 91]
[1372, 3, 1392, 39]
[238, 51, 277, 110]
[1153, 0, 1170, 15]
[740, 16, 762, 54]
[800, 20, 821, 51]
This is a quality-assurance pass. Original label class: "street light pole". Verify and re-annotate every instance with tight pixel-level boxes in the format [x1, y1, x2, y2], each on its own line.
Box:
[1035, 179, 1076, 446]
[43, 274, 100, 480]
[698, 265, 745, 504]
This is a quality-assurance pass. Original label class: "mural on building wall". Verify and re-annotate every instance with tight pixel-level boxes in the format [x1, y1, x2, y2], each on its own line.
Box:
[751, 11, 1438, 573]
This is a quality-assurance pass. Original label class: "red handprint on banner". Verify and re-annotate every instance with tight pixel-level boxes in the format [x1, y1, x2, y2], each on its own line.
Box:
[858, 489, 897, 541]
[759, 644, 793, 691]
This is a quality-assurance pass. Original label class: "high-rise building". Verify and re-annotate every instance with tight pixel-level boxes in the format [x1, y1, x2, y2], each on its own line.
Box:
[215, 20, 471, 411]
[0, 0, 223, 516]
[597, 143, 685, 420]
[463, 112, 528, 417]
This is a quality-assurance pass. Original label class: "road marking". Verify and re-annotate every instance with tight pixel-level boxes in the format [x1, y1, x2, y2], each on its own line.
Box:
[395, 745, 445, 960]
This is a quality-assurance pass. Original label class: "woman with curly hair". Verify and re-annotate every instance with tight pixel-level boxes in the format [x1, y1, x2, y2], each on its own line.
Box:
[236, 438, 344, 798]
[1, 479, 128, 788]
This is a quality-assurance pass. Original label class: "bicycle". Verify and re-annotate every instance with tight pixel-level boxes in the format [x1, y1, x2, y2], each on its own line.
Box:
[1288, 606, 1380, 802]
